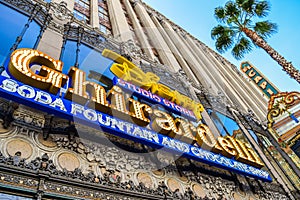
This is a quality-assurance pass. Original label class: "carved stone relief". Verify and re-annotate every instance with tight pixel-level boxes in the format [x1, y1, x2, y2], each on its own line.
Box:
[0, 120, 291, 199]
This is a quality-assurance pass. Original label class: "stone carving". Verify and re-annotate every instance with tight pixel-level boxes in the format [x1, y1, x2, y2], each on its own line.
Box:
[2, 0, 50, 28]
[57, 152, 80, 171]
[47, 1, 73, 33]
[120, 39, 142, 63]
[49, 1, 73, 21]
[139, 61, 190, 96]
[13, 107, 45, 128]
[206, 93, 229, 114]
[63, 25, 120, 54]
[2, 0, 36, 17]
[0, 133, 292, 200]
[52, 134, 157, 172]
[177, 69, 198, 100]
[0, 99, 19, 129]
[6, 139, 33, 159]
[44, 181, 138, 200]
[0, 171, 39, 189]
[238, 109, 266, 133]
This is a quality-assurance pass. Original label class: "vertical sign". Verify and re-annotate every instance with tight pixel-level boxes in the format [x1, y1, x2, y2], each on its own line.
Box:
[240, 62, 279, 98]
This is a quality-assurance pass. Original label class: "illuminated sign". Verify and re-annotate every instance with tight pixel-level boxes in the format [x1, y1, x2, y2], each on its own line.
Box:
[113, 77, 197, 121]
[241, 62, 279, 98]
[103, 49, 204, 120]
[0, 48, 272, 181]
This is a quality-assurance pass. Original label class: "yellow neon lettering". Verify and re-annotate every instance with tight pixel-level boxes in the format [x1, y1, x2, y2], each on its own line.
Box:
[9, 49, 68, 94]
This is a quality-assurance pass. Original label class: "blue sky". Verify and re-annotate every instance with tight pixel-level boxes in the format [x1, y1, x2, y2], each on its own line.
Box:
[142, 0, 300, 92]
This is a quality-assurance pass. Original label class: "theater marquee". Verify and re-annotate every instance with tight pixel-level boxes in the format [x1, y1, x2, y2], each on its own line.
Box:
[0, 48, 272, 182]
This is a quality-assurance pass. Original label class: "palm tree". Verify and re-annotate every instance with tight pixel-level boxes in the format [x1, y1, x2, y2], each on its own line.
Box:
[211, 0, 300, 84]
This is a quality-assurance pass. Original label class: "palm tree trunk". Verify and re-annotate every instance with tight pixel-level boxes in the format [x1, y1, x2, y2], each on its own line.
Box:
[242, 28, 300, 84]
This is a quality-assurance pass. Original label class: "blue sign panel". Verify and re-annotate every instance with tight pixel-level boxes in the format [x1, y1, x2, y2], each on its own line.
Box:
[0, 75, 272, 182]
[113, 77, 197, 121]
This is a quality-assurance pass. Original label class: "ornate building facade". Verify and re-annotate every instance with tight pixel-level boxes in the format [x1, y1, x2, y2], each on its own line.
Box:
[0, 0, 299, 199]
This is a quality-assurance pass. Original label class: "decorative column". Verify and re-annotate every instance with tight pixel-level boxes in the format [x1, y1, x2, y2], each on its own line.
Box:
[90, 0, 99, 28]
[106, 0, 133, 42]
[133, 0, 181, 72]
[181, 32, 251, 111]
[185, 33, 267, 120]
[160, 20, 218, 93]
[122, 0, 155, 60]
[151, 15, 199, 84]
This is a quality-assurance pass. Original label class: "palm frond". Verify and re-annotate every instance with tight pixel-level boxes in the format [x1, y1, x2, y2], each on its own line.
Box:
[211, 25, 237, 39]
[225, 1, 240, 18]
[240, 0, 255, 14]
[232, 37, 252, 59]
[235, 0, 247, 8]
[214, 7, 227, 22]
[254, 1, 270, 17]
[254, 21, 277, 39]
[215, 34, 234, 53]
[212, 0, 275, 60]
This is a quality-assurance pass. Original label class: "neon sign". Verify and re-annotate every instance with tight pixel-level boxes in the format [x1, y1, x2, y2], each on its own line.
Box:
[113, 77, 197, 121]
[0, 48, 272, 181]
[103, 49, 204, 120]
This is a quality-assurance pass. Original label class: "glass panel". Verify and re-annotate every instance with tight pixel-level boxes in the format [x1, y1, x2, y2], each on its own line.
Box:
[210, 113, 227, 136]
[98, 6, 104, 13]
[0, 193, 32, 200]
[61, 41, 115, 82]
[207, 109, 242, 137]
[215, 112, 240, 136]
[18, 20, 40, 49]
[248, 129, 258, 143]
[0, 4, 28, 65]
[291, 139, 300, 158]
[257, 134, 300, 190]
[61, 40, 77, 74]
[78, 44, 115, 81]
[73, 10, 89, 22]
[100, 24, 107, 33]
[0, 4, 41, 67]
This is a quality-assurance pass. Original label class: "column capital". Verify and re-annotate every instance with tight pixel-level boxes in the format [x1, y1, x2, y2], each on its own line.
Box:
[148, 10, 154, 17]
[130, 0, 141, 7]
[147, 8, 157, 17]
[157, 15, 164, 23]
[174, 27, 185, 37]
[181, 31, 188, 39]
[173, 26, 180, 33]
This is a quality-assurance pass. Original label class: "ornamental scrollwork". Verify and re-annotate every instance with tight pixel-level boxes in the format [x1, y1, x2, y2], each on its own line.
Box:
[63, 25, 120, 54]
[49, 1, 73, 21]
[52, 134, 157, 172]
[267, 92, 300, 128]
[139, 61, 190, 96]
[120, 39, 142, 62]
